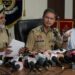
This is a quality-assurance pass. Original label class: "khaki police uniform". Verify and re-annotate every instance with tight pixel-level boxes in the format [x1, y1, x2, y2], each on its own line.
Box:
[26, 25, 62, 52]
[0, 3, 9, 52]
[0, 28, 9, 52]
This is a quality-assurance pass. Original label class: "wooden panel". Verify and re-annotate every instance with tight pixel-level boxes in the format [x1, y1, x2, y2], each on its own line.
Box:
[48, 0, 65, 19]
[73, 0, 75, 19]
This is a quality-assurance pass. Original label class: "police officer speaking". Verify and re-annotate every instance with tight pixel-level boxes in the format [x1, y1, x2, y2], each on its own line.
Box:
[26, 8, 62, 53]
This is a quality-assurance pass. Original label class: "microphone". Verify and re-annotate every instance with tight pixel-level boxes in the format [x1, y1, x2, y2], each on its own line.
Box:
[53, 28, 58, 37]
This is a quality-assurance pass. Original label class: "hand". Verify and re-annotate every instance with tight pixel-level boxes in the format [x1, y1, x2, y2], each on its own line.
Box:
[5, 48, 12, 55]
[37, 49, 47, 53]
[67, 32, 71, 37]
[57, 53, 64, 58]
[19, 47, 25, 54]
[31, 51, 38, 55]
[65, 31, 71, 37]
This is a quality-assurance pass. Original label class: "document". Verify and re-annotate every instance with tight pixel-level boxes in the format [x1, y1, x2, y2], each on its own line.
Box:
[6, 39, 25, 57]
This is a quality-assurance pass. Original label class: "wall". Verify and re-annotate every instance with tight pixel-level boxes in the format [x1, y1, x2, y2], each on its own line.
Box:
[65, 0, 73, 19]
[48, 0, 65, 19]
[22, 0, 47, 19]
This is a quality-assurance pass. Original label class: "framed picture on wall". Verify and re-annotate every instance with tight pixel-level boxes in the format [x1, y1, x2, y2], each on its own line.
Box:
[48, 0, 65, 19]
[59, 20, 74, 35]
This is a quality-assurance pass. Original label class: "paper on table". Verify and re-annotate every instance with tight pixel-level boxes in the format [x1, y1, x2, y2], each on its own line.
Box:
[6, 39, 25, 57]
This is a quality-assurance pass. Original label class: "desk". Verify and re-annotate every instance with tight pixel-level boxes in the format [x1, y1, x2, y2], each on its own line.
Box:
[0, 66, 11, 75]
[0, 66, 75, 75]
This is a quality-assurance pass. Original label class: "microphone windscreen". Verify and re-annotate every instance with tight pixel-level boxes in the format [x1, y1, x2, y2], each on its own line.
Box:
[15, 62, 23, 71]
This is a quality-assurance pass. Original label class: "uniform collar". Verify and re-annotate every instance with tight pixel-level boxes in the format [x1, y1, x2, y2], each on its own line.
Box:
[41, 25, 52, 33]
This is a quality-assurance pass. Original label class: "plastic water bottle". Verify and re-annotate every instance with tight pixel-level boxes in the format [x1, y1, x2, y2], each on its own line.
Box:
[72, 62, 75, 71]
[19, 54, 23, 62]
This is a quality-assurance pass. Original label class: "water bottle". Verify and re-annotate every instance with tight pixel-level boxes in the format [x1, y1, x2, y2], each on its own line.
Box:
[72, 62, 75, 71]
[19, 54, 23, 62]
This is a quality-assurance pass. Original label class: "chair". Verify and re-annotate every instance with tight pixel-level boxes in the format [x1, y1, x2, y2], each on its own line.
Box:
[14, 19, 42, 43]
[59, 19, 74, 35]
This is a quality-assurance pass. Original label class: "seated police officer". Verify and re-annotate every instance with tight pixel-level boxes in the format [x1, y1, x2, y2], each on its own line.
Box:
[24, 9, 63, 70]
[0, 4, 12, 64]
[26, 8, 62, 53]
[0, 4, 24, 65]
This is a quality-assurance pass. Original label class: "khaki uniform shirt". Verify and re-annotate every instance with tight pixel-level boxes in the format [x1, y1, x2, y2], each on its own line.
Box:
[0, 28, 9, 51]
[26, 25, 62, 52]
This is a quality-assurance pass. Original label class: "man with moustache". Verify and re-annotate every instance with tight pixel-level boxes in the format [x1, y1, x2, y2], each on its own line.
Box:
[26, 8, 62, 53]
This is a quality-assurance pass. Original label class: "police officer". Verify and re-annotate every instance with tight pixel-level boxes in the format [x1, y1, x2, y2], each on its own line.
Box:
[0, 4, 12, 63]
[26, 8, 62, 53]
[0, 4, 8, 51]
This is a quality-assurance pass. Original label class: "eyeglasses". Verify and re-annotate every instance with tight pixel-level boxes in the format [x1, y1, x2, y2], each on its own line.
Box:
[44, 16, 55, 20]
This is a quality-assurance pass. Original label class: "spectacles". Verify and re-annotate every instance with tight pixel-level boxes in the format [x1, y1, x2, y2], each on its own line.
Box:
[45, 16, 55, 20]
